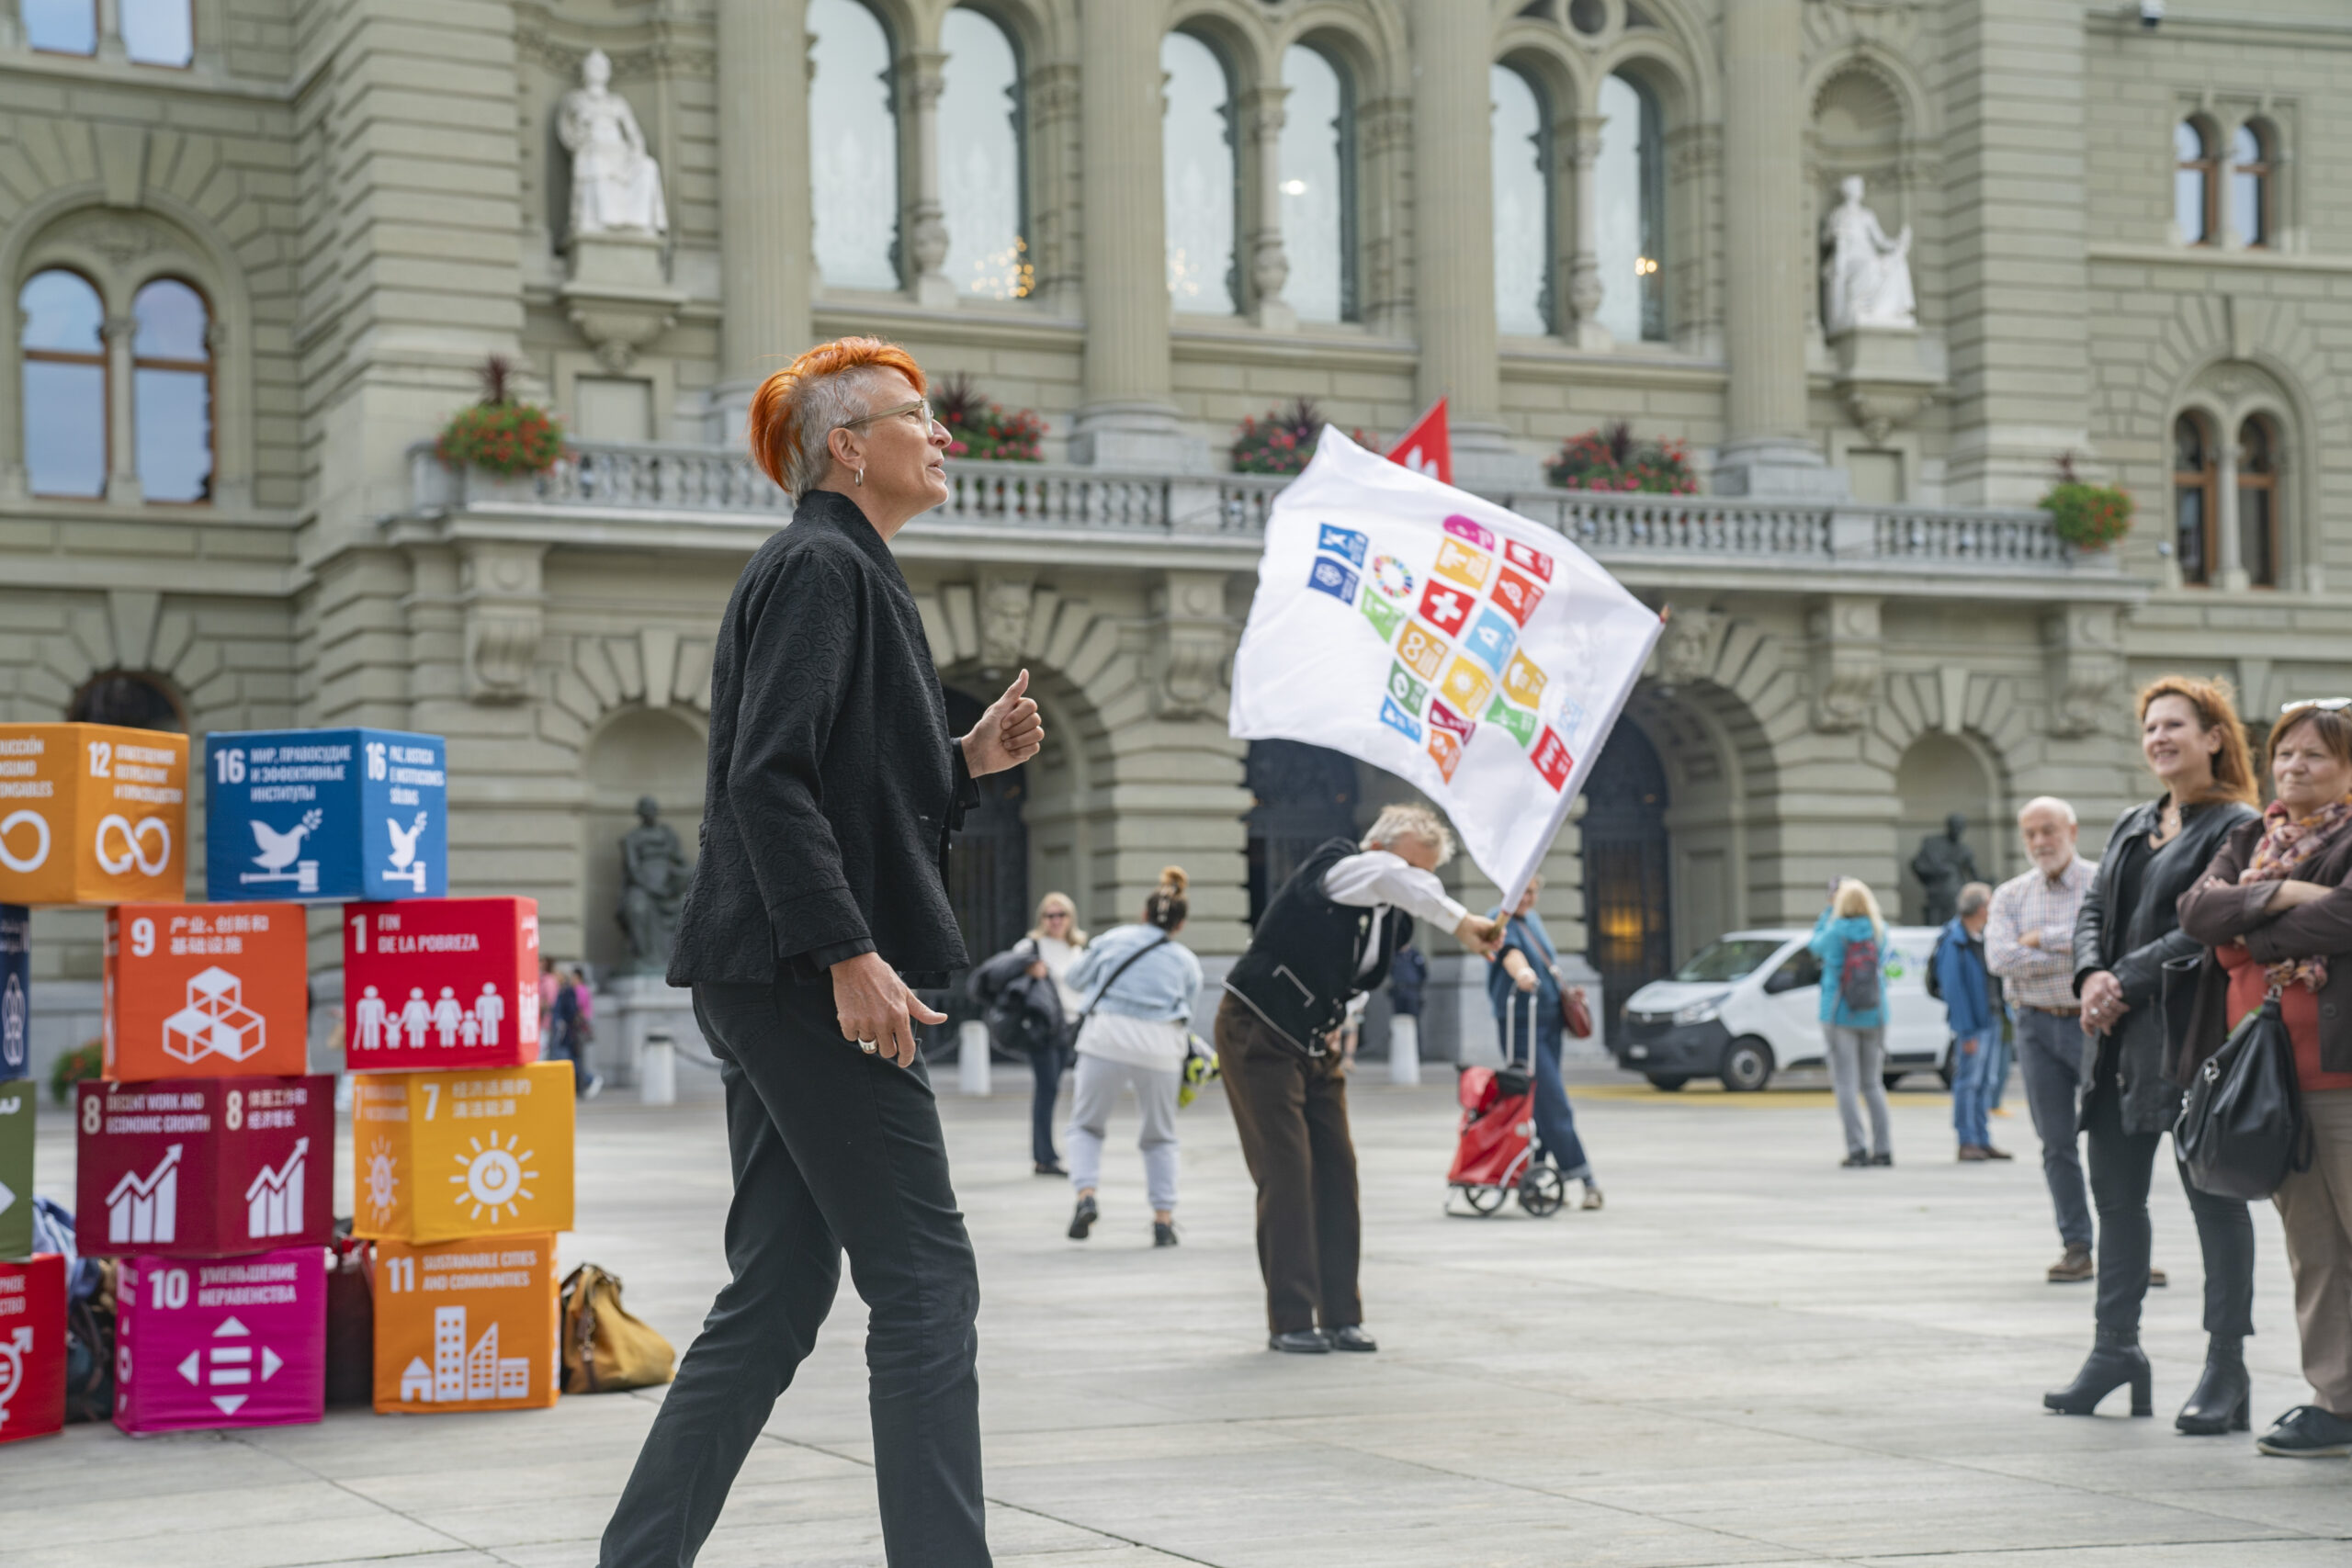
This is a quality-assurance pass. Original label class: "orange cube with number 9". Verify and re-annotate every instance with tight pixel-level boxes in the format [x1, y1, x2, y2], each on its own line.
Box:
[0, 724, 187, 906]
[372, 1233, 559, 1413]
[104, 904, 309, 1081]
[351, 1062, 575, 1244]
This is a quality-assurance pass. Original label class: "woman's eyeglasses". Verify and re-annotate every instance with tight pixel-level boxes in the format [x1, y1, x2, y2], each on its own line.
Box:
[2282, 698, 2352, 714]
[836, 398, 936, 432]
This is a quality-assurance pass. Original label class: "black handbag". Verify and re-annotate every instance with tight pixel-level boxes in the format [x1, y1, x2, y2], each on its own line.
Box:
[2174, 995, 2312, 1201]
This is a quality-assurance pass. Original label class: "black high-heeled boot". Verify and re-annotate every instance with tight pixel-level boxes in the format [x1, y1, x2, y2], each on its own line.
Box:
[2044, 1330, 2153, 1417]
[2176, 1336, 2251, 1435]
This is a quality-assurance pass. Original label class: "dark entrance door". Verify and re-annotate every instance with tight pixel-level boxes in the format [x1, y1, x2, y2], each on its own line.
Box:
[1244, 739, 1359, 927]
[1579, 719, 1671, 1045]
[925, 688, 1029, 1048]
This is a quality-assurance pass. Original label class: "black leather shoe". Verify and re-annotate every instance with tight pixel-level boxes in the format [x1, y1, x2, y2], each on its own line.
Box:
[1153, 1220, 1179, 1247]
[2044, 1333, 2153, 1417]
[2177, 1337, 2251, 1436]
[1869, 1152, 1894, 1167]
[1268, 1329, 1329, 1354]
[2257, 1404, 2352, 1457]
[1840, 1152, 1869, 1168]
[1326, 1325, 1377, 1352]
[1067, 1194, 1097, 1241]
[1035, 1161, 1068, 1177]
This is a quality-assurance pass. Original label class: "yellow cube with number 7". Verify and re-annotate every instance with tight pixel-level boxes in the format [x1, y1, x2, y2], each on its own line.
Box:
[351, 1062, 574, 1243]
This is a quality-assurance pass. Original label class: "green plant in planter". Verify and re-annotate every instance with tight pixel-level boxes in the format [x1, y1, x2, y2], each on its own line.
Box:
[2039, 453, 2132, 549]
[436, 355, 565, 478]
[930, 372, 1046, 461]
[1230, 398, 1370, 476]
[50, 1038, 102, 1105]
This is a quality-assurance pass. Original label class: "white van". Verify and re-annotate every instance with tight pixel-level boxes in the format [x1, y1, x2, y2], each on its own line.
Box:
[1611, 925, 1955, 1092]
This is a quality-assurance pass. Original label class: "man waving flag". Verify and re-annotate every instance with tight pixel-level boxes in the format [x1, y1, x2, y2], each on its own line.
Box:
[1230, 428, 1661, 908]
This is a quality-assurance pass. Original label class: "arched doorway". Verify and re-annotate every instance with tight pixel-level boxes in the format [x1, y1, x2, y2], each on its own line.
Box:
[580, 707, 707, 974]
[1244, 739, 1358, 926]
[1580, 720, 1672, 1044]
[1894, 731, 1998, 924]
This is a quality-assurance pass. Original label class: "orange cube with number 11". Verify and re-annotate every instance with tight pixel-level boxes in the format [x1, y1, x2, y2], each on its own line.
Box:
[351, 1062, 574, 1244]
[372, 1233, 559, 1413]
[0, 724, 187, 907]
[104, 904, 308, 1081]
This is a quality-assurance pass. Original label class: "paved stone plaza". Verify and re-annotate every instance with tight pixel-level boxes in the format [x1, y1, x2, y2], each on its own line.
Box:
[8, 1068, 2352, 1568]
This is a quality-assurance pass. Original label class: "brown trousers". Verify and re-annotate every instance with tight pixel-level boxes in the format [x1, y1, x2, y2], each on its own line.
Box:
[2275, 1088, 2352, 1415]
[1215, 995, 1363, 1335]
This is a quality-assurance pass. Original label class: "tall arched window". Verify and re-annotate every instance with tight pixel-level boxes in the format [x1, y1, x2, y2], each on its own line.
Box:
[1279, 44, 1353, 325]
[808, 0, 901, 290]
[2175, 119, 2216, 246]
[2172, 412, 2216, 586]
[1490, 64, 1551, 337]
[120, 0, 194, 66]
[23, 0, 96, 54]
[132, 278, 212, 504]
[20, 269, 107, 500]
[1162, 31, 1238, 315]
[939, 7, 1028, 299]
[2237, 415, 2278, 589]
[1595, 72, 1666, 342]
[2230, 122, 2272, 249]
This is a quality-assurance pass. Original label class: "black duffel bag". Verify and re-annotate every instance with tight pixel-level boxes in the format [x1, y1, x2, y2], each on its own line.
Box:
[2175, 996, 2312, 1202]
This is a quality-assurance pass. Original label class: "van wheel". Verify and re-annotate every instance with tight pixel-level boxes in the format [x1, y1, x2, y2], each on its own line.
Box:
[1720, 1038, 1774, 1093]
[1883, 1070, 1907, 1092]
[1645, 1075, 1689, 1091]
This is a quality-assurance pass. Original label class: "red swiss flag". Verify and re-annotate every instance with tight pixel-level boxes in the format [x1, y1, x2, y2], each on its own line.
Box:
[1385, 400, 1451, 486]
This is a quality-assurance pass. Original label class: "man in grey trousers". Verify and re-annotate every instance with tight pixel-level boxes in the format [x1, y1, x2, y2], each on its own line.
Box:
[1985, 796, 2098, 1282]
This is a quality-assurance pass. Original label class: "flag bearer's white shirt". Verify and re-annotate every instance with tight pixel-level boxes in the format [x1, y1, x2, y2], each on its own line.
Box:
[1320, 850, 1467, 977]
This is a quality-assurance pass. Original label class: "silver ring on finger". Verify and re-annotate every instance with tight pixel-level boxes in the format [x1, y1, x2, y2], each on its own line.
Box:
[857, 1038, 879, 1055]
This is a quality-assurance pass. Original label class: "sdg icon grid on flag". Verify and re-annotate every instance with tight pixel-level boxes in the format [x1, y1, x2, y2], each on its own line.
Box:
[1231, 430, 1661, 904]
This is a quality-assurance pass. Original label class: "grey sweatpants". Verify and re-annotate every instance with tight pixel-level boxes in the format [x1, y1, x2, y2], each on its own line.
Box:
[1067, 1054, 1181, 1212]
[1825, 1023, 1892, 1158]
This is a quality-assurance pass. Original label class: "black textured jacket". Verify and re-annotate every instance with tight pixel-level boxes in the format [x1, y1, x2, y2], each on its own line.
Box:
[2072, 795, 2257, 1134]
[668, 491, 978, 987]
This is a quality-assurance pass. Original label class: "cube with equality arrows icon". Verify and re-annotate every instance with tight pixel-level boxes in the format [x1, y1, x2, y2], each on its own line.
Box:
[351, 1062, 575, 1244]
[114, 1247, 326, 1432]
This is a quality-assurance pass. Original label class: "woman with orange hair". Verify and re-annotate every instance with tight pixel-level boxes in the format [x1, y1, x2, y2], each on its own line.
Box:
[599, 336, 1039, 1568]
[2045, 675, 2259, 1431]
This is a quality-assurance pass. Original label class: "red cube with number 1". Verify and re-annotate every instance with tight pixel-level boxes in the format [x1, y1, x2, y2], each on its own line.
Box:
[343, 898, 541, 1072]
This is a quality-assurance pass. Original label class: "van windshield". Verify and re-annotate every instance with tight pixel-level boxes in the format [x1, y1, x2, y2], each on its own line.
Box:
[1673, 939, 1786, 984]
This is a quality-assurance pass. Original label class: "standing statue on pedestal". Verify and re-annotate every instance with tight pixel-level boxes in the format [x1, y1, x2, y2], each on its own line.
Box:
[616, 795, 693, 975]
[1821, 176, 1916, 332]
[558, 48, 668, 240]
[1912, 813, 1982, 927]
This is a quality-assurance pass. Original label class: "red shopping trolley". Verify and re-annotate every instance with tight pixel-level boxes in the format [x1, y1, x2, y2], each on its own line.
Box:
[1445, 992, 1567, 1217]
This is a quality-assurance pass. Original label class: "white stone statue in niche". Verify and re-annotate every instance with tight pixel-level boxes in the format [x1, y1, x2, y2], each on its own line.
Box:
[1820, 176, 1915, 332]
[558, 49, 668, 240]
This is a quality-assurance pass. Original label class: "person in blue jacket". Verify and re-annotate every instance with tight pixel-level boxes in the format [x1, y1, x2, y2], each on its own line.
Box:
[1935, 882, 2009, 1163]
[1485, 876, 1603, 1210]
[1811, 878, 1893, 1168]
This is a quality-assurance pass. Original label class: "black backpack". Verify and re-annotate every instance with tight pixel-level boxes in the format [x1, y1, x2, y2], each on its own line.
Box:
[1924, 929, 1946, 1002]
[1838, 933, 1883, 1014]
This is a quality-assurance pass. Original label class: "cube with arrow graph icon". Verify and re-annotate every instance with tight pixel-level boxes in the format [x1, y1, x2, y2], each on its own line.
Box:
[115, 1247, 326, 1432]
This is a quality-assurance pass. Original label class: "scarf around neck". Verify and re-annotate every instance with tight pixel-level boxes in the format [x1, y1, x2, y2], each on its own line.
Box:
[2237, 796, 2352, 992]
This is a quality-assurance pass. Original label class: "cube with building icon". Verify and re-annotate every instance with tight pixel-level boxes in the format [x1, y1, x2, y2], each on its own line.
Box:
[372, 1233, 558, 1414]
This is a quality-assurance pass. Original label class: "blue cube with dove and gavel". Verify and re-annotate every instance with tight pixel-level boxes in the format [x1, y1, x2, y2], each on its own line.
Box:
[203, 729, 447, 904]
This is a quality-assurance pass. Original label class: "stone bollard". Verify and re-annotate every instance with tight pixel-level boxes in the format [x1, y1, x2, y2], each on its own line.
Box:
[958, 1019, 991, 1096]
[640, 1029, 677, 1106]
[1389, 1013, 1421, 1088]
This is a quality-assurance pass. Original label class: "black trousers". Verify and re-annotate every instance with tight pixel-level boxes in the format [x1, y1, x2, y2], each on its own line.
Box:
[599, 979, 989, 1568]
[1215, 996, 1362, 1335]
[2084, 1082, 2255, 1342]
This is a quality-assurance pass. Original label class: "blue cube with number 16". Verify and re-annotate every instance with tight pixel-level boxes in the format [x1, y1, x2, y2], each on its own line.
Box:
[204, 729, 447, 903]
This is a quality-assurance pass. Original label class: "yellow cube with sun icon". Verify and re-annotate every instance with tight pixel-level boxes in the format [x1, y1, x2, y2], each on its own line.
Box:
[351, 1063, 574, 1243]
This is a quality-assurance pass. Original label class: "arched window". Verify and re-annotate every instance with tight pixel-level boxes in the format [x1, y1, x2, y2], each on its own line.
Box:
[939, 7, 1028, 299]
[68, 671, 184, 733]
[1279, 44, 1353, 325]
[120, 0, 194, 66]
[19, 269, 107, 500]
[2237, 415, 2278, 589]
[2172, 412, 2216, 586]
[1162, 31, 1238, 315]
[132, 278, 212, 503]
[2175, 119, 2216, 246]
[808, 0, 901, 291]
[23, 0, 96, 54]
[1595, 72, 1666, 342]
[1490, 64, 1551, 337]
[2230, 122, 2272, 249]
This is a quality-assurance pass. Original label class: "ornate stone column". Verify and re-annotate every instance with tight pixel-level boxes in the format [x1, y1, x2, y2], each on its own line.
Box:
[103, 313, 141, 505]
[2215, 438, 2248, 592]
[1713, 0, 1840, 498]
[1241, 84, 1295, 333]
[714, 0, 812, 442]
[902, 48, 955, 308]
[1566, 112, 1607, 349]
[1070, 2, 1190, 468]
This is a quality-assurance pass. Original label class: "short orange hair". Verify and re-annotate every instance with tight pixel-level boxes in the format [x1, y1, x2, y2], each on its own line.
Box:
[746, 336, 926, 495]
[2137, 673, 2258, 806]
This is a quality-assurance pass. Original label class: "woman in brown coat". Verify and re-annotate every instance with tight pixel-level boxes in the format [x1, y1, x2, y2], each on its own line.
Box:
[2178, 701, 2352, 1458]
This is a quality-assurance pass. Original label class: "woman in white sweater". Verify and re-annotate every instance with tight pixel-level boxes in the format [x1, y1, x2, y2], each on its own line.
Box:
[1020, 892, 1088, 1174]
[1064, 868, 1203, 1247]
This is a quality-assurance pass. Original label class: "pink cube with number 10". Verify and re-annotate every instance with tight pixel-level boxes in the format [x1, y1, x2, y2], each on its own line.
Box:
[343, 898, 541, 1072]
[115, 1247, 325, 1433]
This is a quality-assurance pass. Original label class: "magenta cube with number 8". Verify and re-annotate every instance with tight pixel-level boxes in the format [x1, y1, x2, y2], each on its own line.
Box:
[115, 1247, 326, 1433]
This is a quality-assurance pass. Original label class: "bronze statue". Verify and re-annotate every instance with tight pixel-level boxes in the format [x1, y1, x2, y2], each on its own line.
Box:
[617, 795, 693, 974]
[1911, 812, 1981, 926]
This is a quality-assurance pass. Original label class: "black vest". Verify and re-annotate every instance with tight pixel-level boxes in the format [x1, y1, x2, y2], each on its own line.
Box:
[1226, 838, 1415, 1053]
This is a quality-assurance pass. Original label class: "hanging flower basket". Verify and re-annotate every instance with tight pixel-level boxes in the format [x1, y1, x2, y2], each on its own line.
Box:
[931, 372, 1046, 461]
[1230, 398, 1370, 476]
[435, 356, 565, 478]
[1545, 423, 1699, 494]
[2038, 456, 2132, 550]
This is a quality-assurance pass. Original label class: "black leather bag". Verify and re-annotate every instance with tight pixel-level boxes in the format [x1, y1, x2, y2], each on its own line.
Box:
[2175, 996, 2312, 1201]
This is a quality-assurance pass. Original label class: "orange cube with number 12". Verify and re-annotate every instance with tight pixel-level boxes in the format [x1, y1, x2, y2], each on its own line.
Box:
[372, 1233, 559, 1414]
[104, 904, 308, 1081]
[0, 724, 187, 907]
[351, 1062, 575, 1244]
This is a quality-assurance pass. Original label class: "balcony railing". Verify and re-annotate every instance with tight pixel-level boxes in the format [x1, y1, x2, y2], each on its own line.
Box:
[413, 441, 2109, 580]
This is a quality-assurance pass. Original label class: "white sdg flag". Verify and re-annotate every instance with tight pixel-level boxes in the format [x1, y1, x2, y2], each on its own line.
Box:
[1230, 429, 1663, 906]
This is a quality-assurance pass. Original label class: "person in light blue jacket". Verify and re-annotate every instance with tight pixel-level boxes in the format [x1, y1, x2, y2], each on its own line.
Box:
[1063, 868, 1204, 1247]
[1811, 877, 1893, 1168]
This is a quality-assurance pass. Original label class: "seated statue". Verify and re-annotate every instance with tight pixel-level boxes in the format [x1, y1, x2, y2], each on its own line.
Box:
[559, 48, 668, 241]
[617, 795, 694, 974]
[1821, 176, 1916, 332]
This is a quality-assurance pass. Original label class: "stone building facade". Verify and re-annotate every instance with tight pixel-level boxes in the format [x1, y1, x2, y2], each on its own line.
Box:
[4, 0, 2349, 1073]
